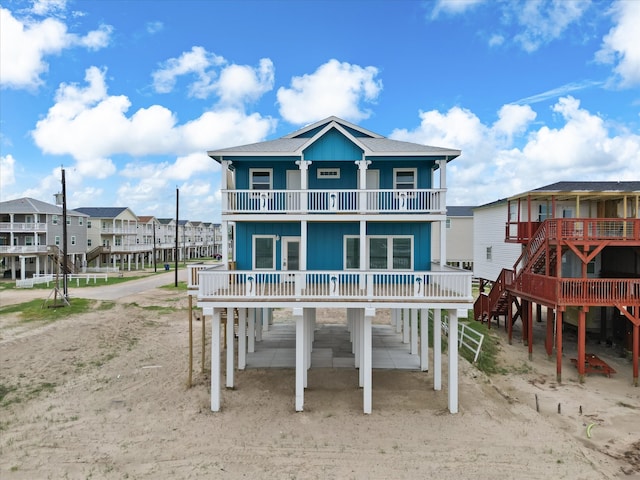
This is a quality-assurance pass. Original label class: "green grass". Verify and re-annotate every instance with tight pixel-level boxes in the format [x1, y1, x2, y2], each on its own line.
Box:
[160, 281, 187, 291]
[458, 319, 503, 375]
[0, 298, 115, 323]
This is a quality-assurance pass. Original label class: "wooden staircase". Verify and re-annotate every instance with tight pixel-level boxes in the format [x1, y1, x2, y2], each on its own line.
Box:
[48, 245, 79, 274]
[86, 245, 110, 264]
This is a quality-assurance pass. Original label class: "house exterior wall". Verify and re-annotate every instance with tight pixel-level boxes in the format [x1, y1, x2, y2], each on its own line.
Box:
[432, 215, 473, 268]
[473, 202, 522, 282]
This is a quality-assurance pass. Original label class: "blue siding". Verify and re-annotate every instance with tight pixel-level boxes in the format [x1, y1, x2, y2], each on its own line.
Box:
[234, 157, 297, 190]
[369, 158, 434, 189]
[307, 223, 359, 269]
[303, 129, 363, 161]
[235, 222, 300, 270]
[308, 162, 358, 190]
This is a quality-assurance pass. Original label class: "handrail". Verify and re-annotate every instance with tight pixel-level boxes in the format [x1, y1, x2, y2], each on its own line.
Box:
[507, 218, 640, 243]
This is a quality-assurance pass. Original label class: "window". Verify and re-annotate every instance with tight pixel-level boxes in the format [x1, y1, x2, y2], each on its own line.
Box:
[486, 246, 492, 260]
[66, 217, 71, 225]
[253, 236, 275, 269]
[88, 239, 92, 247]
[446, 218, 452, 229]
[250, 169, 272, 190]
[345, 237, 360, 269]
[538, 204, 551, 221]
[346, 235, 413, 270]
[52, 215, 58, 225]
[115, 237, 122, 246]
[26, 237, 33, 246]
[394, 168, 416, 190]
[55, 235, 60, 246]
[79, 217, 83, 226]
[71, 236, 76, 246]
[317, 168, 340, 179]
[87, 221, 92, 228]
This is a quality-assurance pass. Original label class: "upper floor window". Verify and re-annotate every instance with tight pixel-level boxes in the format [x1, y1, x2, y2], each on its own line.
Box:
[538, 204, 551, 221]
[446, 218, 452, 229]
[66, 217, 71, 225]
[55, 235, 60, 246]
[250, 169, 272, 190]
[393, 168, 416, 190]
[52, 215, 58, 225]
[87, 221, 92, 228]
[317, 168, 340, 179]
[79, 217, 83, 226]
[88, 239, 92, 247]
[486, 246, 492, 260]
[71, 236, 76, 246]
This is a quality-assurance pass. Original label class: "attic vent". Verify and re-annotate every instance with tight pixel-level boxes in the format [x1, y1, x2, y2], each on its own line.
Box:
[317, 168, 340, 179]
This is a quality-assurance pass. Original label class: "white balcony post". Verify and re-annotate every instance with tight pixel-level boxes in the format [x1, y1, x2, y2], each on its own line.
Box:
[226, 307, 234, 388]
[209, 308, 221, 411]
[301, 220, 308, 271]
[296, 159, 311, 212]
[420, 308, 429, 371]
[356, 160, 371, 213]
[448, 308, 459, 414]
[410, 308, 418, 355]
[363, 307, 374, 414]
[248, 308, 256, 353]
[434, 308, 442, 391]
[222, 220, 229, 269]
[294, 307, 305, 411]
[221, 160, 231, 213]
[238, 308, 247, 370]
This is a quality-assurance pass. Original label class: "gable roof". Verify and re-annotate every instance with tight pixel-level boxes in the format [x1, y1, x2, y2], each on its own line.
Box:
[0, 197, 87, 217]
[207, 116, 460, 161]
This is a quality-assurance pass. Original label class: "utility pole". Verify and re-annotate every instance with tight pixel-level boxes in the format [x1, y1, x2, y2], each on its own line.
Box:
[61, 167, 68, 299]
[153, 222, 157, 273]
[175, 187, 179, 287]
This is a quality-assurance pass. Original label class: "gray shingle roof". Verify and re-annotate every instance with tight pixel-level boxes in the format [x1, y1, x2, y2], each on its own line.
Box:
[447, 206, 475, 217]
[208, 116, 460, 160]
[532, 181, 640, 193]
[75, 207, 129, 218]
[0, 197, 87, 216]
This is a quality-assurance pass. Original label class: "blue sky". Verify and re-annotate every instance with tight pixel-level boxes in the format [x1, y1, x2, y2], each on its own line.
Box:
[1, 0, 639, 222]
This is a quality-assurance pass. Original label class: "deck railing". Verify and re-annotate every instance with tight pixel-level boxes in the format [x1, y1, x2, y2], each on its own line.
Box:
[0, 222, 48, 232]
[223, 189, 445, 215]
[510, 272, 640, 307]
[506, 218, 640, 243]
[0, 245, 49, 254]
[188, 266, 472, 303]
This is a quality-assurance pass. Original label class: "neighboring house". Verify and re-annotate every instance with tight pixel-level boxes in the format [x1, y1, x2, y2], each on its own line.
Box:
[473, 181, 640, 386]
[137, 216, 161, 268]
[75, 207, 146, 271]
[188, 116, 473, 414]
[431, 205, 474, 270]
[0, 197, 88, 280]
[473, 199, 522, 286]
[157, 218, 177, 262]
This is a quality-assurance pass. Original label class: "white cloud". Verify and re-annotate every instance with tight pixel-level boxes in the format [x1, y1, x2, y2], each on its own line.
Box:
[31, 0, 67, 16]
[430, 0, 485, 18]
[277, 59, 382, 125]
[0, 154, 16, 188]
[512, 0, 590, 53]
[595, 0, 640, 87]
[391, 96, 640, 206]
[146, 21, 163, 35]
[32, 67, 276, 181]
[0, 6, 112, 90]
[152, 47, 274, 103]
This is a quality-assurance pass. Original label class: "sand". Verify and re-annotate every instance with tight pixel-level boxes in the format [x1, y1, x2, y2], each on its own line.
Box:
[1, 273, 639, 479]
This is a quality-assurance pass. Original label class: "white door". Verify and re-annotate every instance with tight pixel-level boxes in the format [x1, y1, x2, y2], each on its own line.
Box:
[282, 237, 300, 281]
[359, 169, 379, 211]
[286, 170, 301, 212]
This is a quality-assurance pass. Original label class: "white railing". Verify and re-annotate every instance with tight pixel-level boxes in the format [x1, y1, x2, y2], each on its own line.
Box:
[100, 228, 138, 234]
[67, 273, 108, 285]
[0, 245, 49, 254]
[223, 189, 445, 215]
[441, 314, 485, 363]
[84, 266, 120, 273]
[0, 222, 48, 231]
[189, 267, 472, 302]
[16, 274, 54, 288]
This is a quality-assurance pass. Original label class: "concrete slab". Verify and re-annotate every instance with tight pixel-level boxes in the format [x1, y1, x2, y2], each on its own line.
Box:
[245, 323, 421, 370]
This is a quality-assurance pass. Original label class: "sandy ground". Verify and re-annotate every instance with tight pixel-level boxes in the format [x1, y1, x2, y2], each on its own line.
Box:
[1, 273, 639, 480]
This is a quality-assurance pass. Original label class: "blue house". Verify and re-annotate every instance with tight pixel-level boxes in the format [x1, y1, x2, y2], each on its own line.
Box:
[189, 116, 473, 413]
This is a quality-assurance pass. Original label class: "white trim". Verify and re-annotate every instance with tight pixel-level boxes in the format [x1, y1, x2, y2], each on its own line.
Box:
[252, 235, 277, 270]
[393, 167, 417, 190]
[249, 168, 273, 190]
[317, 168, 340, 179]
[344, 234, 414, 270]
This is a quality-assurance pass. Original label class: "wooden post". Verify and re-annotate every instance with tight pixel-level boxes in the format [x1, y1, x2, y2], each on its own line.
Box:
[633, 322, 639, 387]
[528, 301, 533, 361]
[545, 308, 554, 357]
[556, 310, 563, 383]
[187, 294, 193, 387]
[508, 294, 514, 345]
[577, 308, 586, 383]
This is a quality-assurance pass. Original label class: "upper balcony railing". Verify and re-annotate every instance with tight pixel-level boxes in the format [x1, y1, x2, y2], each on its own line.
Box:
[506, 218, 640, 244]
[100, 227, 138, 235]
[187, 265, 472, 304]
[223, 189, 445, 215]
[0, 245, 49, 254]
[0, 222, 48, 232]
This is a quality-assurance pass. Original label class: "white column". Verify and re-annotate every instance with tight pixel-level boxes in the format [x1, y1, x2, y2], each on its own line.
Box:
[358, 309, 365, 388]
[262, 307, 269, 332]
[300, 220, 307, 271]
[209, 308, 221, 411]
[255, 308, 263, 342]
[410, 309, 418, 355]
[304, 309, 310, 388]
[363, 308, 374, 414]
[434, 308, 442, 391]
[437, 158, 447, 266]
[354, 310, 361, 370]
[20, 256, 26, 280]
[222, 220, 229, 269]
[420, 308, 429, 371]
[294, 308, 305, 412]
[238, 308, 247, 370]
[448, 309, 459, 414]
[35, 257, 40, 276]
[226, 307, 234, 388]
[248, 308, 256, 353]
[394, 308, 402, 333]
[355, 159, 371, 214]
[402, 309, 410, 344]
[440, 218, 447, 267]
[295, 159, 311, 212]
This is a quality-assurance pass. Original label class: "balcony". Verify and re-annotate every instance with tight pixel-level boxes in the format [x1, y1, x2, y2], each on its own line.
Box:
[0, 245, 49, 254]
[223, 189, 445, 215]
[506, 218, 640, 243]
[100, 227, 138, 235]
[0, 222, 48, 232]
[188, 265, 472, 305]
